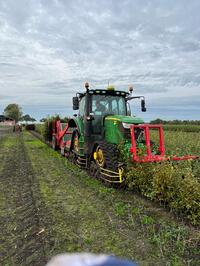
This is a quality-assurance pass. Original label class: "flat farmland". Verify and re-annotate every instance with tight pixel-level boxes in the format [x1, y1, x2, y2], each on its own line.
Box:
[0, 129, 199, 266]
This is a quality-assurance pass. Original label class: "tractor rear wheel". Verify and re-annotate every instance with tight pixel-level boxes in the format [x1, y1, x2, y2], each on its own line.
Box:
[71, 131, 80, 154]
[70, 131, 79, 164]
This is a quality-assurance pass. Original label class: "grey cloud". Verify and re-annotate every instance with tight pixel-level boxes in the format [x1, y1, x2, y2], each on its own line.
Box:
[149, 95, 200, 109]
[0, 94, 15, 100]
[0, 0, 200, 120]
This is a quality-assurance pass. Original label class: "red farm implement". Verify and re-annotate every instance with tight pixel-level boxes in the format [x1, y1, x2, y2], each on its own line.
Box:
[130, 124, 199, 163]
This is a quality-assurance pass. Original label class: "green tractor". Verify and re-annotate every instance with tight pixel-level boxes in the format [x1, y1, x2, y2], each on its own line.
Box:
[51, 82, 199, 184]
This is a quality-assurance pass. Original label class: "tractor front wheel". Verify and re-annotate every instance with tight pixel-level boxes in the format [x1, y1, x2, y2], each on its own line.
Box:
[93, 142, 119, 171]
[89, 161, 100, 179]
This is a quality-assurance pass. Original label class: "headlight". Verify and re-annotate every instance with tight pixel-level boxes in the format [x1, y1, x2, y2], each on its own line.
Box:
[122, 123, 131, 129]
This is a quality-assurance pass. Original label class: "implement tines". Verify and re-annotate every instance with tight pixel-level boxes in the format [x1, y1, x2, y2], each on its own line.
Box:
[130, 124, 199, 163]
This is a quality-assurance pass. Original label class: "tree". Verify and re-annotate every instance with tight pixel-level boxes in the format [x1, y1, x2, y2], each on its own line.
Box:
[150, 118, 166, 124]
[21, 114, 36, 122]
[3, 104, 22, 122]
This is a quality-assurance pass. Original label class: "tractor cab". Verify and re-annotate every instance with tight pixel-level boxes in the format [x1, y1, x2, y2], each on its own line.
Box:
[73, 83, 146, 139]
[90, 92, 128, 134]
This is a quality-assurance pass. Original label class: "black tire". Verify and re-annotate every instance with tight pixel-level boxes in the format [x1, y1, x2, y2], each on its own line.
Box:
[89, 161, 100, 179]
[95, 141, 119, 171]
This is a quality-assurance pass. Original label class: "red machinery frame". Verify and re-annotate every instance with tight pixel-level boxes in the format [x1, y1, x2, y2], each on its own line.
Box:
[52, 120, 73, 149]
[130, 124, 199, 163]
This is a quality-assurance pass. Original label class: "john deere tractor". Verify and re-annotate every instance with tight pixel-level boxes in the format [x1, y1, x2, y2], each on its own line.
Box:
[51, 83, 148, 183]
[51, 82, 198, 184]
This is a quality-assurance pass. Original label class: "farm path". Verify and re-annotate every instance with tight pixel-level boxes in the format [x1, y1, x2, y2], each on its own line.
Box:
[0, 132, 47, 265]
[0, 131, 199, 266]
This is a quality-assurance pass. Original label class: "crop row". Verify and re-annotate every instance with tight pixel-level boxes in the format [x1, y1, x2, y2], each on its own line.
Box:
[163, 124, 200, 132]
[125, 130, 200, 224]
[34, 124, 200, 224]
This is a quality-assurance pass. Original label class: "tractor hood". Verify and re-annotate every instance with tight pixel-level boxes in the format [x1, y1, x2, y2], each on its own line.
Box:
[104, 115, 144, 124]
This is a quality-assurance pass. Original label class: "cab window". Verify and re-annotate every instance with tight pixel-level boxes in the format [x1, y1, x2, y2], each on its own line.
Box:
[79, 97, 85, 116]
[92, 95, 126, 116]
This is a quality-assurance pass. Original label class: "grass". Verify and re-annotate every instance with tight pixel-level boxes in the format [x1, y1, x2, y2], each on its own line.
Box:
[0, 131, 199, 265]
[23, 132, 200, 265]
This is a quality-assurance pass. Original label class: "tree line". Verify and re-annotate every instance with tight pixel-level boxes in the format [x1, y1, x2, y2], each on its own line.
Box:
[150, 118, 200, 125]
[3, 104, 200, 125]
[3, 103, 36, 123]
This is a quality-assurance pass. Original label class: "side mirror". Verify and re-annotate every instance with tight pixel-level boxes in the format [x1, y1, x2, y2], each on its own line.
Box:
[126, 102, 131, 116]
[73, 97, 79, 110]
[141, 99, 146, 112]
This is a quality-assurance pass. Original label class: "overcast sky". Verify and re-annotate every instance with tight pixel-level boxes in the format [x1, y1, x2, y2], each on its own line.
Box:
[0, 0, 200, 121]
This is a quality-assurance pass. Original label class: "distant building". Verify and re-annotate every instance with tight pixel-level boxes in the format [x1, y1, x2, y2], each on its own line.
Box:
[0, 115, 15, 126]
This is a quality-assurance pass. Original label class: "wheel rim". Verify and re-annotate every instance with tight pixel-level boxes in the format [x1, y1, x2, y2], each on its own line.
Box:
[94, 146, 105, 167]
[73, 134, 79, 153]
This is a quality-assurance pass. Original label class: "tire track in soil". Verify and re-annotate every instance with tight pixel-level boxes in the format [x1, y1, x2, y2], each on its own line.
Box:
[0, 133, 47, 266]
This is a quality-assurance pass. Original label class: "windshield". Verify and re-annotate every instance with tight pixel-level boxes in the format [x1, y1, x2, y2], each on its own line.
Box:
[92, 95, 127, 116]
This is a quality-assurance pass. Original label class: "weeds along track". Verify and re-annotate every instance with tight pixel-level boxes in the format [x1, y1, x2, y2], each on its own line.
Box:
[29, 129, 46, 143]
[0, 133, 47, 265]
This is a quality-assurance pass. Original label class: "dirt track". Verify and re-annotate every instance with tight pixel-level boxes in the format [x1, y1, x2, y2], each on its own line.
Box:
[0, 130, 199, 266]
[0, 132, 47, 265]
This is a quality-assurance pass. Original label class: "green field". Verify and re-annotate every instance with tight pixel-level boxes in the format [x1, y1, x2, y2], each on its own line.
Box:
[155, 130, 200, 156]
[163, 124, 200, 132]
[0, 130, 199, 266]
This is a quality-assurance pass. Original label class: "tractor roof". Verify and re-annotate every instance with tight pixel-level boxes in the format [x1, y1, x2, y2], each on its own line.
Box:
[77, 89, 129, 98]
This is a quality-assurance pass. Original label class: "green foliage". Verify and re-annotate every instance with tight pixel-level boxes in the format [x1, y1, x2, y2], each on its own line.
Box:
[163, 124, 200, 132]
[21, 114, 36, 122]
[126, 160, 200, 224]
[35, 124, 44, 135]
[41, 115, 61, 141]
[170, 174, 200, 224]
[114, 202, 127, 217]
[43, 118, 54, 141]
[150, 119, 200, 132]
[150, 118, 200, 126]
[148, 223, 190, 263]
[123, 126, 200, 224]
[141, 215, 155, 225]
[3, 103, 22, 122]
